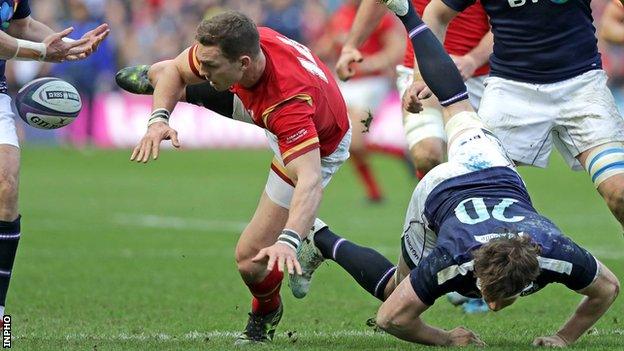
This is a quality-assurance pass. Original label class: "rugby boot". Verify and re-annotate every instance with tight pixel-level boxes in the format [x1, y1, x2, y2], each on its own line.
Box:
[115, 65, 154, 94]
[289, 218, 328, 299]
[381, 0, 409, 16]
[235, 302, 283, 344]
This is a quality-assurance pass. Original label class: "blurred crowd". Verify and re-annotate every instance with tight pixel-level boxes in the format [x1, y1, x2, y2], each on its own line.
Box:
[5, 0, 624, 101]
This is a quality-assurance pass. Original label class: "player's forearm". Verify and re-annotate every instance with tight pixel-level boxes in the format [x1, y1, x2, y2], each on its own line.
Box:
[557, 292, 618, 344]
[465, 31, 493, 68]
[557, 265, 620, 345]
[344, 0, 388, 49]
[7, 17, 55, 42]
[284, 173, 322, 239]
[383, 317, 452, 346]
[152, 63, 186, 114]
[422, 1, 454, 44]
[362, 27, 406, 72]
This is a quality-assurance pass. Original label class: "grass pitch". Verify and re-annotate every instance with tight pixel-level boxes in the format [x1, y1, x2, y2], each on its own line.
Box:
[8, 147, 624, 350]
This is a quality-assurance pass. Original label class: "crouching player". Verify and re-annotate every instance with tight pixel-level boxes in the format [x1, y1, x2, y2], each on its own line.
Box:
[292, 106, 620, 346]
[118, 12, 351, 344]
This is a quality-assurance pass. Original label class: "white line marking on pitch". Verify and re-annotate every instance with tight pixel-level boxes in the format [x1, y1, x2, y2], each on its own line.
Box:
[13, 330, 387, 341]
[112, 214, 248, 233]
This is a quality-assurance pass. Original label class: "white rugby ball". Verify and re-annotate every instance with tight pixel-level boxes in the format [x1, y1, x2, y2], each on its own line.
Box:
[15, 77, 82, 129]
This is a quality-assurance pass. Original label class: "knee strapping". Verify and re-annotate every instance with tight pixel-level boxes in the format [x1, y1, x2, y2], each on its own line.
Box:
[403, 107, 444, 149]
[585, 142, 624, 188]
[444, 111, 486, 142]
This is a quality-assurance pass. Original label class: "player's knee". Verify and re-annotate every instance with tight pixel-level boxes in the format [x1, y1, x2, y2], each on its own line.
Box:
[410, 139, 444, 173]
[0, 168, 18, 202]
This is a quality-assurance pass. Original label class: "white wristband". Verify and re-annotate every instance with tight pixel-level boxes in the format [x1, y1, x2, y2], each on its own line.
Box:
[13, 39, 46, 61]
[147, 108, 171, 126]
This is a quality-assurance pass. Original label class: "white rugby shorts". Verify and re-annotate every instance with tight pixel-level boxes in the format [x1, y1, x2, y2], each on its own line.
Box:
[0, 94, 19, 147]
[396, 65, 486, 147]
[478, 69, 624, 170]
[338, 75, 391, 111]
[264, 126, 352, 209]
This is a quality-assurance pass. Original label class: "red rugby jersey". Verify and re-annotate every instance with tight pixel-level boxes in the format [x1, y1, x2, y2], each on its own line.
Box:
[188, 27, 349, 166]
[403, 0, 490, 77]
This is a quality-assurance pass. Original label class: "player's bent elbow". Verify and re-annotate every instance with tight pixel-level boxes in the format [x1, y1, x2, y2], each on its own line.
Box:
[608, 276, 620, 302]
[375, 307, 405, 335]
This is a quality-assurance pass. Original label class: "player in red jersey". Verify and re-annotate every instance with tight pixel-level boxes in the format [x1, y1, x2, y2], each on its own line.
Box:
[315, 0, 404, 202]
[336, 0, 491, 180]
[126, 12, 350, 344]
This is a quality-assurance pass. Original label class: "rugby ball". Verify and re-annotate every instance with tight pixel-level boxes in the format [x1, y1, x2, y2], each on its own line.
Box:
[15, 77, 82, 129]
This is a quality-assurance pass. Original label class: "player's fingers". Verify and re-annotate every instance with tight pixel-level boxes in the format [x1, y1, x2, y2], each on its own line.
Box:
[58, 27, 75, 38]
[152, 139, 160, 160]
[130, 145, 141, 161]
[252, 249, 267, 262]
[286, 257, 295, 275]
[293, 257, 303, 275]
[141, 140, 152, 163]
[277, 256, 286, 273]
[417, 88, 432, 99]
[134, 142, 146, 163]
[266, 254, 277, 271]
[170, 131, 180, 148]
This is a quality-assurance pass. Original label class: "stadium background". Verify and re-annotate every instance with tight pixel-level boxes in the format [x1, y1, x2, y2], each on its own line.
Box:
[6, 0, 624, 350]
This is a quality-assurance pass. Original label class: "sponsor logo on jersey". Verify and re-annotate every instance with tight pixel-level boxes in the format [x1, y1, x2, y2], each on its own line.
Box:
[508, 0, 568, 8]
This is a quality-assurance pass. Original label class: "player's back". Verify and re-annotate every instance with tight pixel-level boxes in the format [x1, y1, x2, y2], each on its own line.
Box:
[231, 27, 349, 157]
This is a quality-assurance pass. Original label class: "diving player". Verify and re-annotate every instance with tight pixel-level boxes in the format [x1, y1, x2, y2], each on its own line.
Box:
[293, 98, 620, 347]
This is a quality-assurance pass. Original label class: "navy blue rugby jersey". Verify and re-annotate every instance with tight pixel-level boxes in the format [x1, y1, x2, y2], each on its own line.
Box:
[441, 0, 601, 83]
[411, 166, 598, 305]
[0, 0, 31, 94]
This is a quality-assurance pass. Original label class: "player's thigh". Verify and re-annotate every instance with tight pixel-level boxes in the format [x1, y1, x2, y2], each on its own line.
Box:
[577, 142, 624, 208]
[465, 75, 486, 111]
[0, 96, 20, 218]
[555, 70, 624, 170]
[235, 190, 289, 271]
[478, 76, 554, 167]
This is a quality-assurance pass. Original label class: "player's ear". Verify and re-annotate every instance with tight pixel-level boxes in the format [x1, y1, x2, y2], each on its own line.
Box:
[239, 56, 251, 71]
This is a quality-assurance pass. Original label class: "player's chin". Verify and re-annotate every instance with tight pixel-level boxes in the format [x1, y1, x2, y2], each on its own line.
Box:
[209, 81, 230, 92]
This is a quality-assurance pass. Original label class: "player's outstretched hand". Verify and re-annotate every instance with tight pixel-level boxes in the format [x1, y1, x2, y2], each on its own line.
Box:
[66, 24, 111, 61]
[130, 122, 180, 163]
[450, 54, 478, 81]
[532, 335, 568, 348]
[43, 27, 89, 62]
[335, 46, 363, 82]
[402, 80, 431, 114]
[252, 242, 303, 275]
[448, 327, 486, 347]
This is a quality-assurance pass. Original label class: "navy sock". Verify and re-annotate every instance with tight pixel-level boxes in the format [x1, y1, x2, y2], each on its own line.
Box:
[0, 216, 20, 310]
[314, 227, 395, 300]
[396, 1, 468, 106]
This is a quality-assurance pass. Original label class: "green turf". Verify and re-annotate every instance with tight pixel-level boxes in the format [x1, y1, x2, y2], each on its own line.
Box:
[7, 146, 624, 350]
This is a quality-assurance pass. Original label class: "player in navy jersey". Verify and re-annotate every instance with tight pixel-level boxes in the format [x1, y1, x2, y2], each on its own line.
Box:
[384, 0, 624, 233]
[0, 0, 108, 324]
[292, 106, 620, 347]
